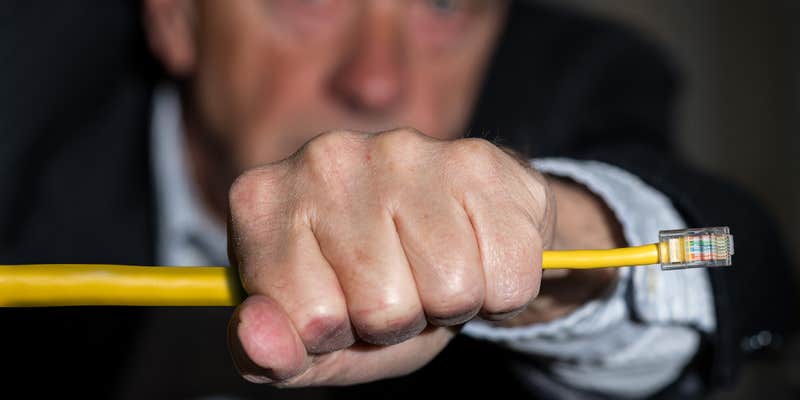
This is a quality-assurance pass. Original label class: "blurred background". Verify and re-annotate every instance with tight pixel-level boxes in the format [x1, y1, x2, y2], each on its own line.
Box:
[555, 0, 800, 269]
[554, 1, 800, 398]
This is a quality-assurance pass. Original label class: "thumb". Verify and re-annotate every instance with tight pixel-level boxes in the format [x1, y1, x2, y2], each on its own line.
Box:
[229, 294, 459, 386]
[228, 294, 309, 383]
[277, 325, 458, 387]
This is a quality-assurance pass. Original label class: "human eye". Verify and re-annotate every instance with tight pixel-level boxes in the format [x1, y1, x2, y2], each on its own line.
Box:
[426, 0, 462, 15]
[411, 0, 488, 46]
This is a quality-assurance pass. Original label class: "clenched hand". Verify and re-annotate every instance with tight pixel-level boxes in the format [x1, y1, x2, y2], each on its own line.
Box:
[227, 128, 555, 386]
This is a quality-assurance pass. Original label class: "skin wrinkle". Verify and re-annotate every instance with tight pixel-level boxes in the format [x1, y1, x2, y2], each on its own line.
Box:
[291, 225, 356, 353]
[471, 184, 542, 317]
[234, 172, 355, 355]
[308, 190, 424, 346]
[487, 232, 529, 314]
[302, 314, 356, 355]
[236, 216, 290, 294]
[456, 187, 496, 318]
[389, 209, 425, 321]
[302, 132, 365, 199]
[392, 197, 483, 326]
[353, 311, 428, 346]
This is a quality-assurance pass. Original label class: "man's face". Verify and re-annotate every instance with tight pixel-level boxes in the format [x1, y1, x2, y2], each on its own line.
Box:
[148, 0, 508, 170]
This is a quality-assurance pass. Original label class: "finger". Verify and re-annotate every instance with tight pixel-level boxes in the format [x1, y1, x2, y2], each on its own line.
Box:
[477, 207, 541, 320]
[228, 295, 308, 383]
[247, 225, 356, 355]
[229, 164, 355, 355]
[273, 325, 458, 387]
[462, 189, 543, 320]
[313, 205, 426, 346]
[443, 140, 549, 320]
[394, 194, 484, 326]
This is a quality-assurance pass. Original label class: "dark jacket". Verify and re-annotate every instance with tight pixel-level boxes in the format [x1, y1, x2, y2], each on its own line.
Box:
[0, 1, 795, 398]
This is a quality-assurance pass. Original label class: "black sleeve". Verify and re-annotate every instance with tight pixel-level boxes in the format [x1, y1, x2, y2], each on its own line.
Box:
[470, 3, 798, 394]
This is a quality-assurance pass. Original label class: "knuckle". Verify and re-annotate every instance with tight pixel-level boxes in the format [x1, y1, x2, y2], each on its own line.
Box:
[382, 127, 425, 142]
[421, 259, 484, 325]
[298, 305, 354, 354]
[300, 130, 363, 184]
[351, 301, 427, 346]
[372, 127, 426, 157]
[229, 166, 289, 223]
[228, 169, 264, 219]
[482, 289, 533, 319]
[445, 138, 502, 182]
[425, 284, 483, 326]
[238, 265, 266, 296]
[228, 166, 285, 231]
[303, 130, 361, 163]
[449, 138, 498, 164]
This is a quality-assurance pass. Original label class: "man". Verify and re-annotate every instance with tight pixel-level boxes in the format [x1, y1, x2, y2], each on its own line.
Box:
[0, 1, 794, 399]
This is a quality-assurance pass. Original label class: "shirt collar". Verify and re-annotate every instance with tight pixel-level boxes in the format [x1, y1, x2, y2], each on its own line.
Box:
[150, 84, 228, 267]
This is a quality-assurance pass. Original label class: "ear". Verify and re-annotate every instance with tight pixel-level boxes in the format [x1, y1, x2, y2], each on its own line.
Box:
[142, 0, 196, 77]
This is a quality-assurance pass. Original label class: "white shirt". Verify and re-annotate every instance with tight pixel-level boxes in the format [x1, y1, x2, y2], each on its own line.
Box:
[151, 85, 715, 398]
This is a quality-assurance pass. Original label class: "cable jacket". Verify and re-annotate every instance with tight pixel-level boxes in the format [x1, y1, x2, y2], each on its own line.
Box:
[0, 264, 245, 307]
[0, 246, 660, 307]
[542, 244, 659, 269]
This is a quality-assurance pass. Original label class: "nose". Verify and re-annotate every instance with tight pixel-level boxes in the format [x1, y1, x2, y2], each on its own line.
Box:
[328, 5, 405, 116]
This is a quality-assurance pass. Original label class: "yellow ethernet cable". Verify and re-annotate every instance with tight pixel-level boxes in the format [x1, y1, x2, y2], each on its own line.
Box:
[0, 227, 733, 307]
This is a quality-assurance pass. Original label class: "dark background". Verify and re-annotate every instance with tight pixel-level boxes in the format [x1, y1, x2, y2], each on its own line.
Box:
[556, 1, 800, 398]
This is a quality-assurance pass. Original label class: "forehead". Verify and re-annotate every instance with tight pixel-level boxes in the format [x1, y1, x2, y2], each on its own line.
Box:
[196, 0, 507, 27]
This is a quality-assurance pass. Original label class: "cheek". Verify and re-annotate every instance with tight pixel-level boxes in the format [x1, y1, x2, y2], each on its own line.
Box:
[193, 17, 331, 169]
[407, 55, 493, 141]
[237, 66, 323, 167]
[406, 79, 467, 140]
[192, 6, 280, 159]
[405, 20, 505, 141]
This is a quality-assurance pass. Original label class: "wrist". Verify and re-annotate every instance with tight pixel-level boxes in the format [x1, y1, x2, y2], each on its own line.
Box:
[548, 174, 626, 251]
[491, 174, 624, 327]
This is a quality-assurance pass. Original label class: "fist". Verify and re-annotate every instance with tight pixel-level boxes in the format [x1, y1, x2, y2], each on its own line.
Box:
[227, 128, 554, 386]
